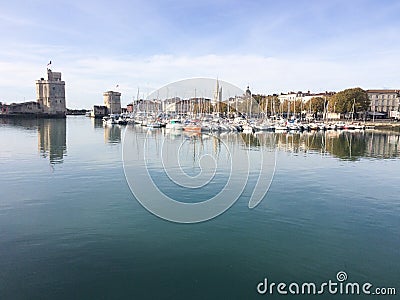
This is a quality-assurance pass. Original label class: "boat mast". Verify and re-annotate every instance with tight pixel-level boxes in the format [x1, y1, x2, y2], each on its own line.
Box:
[110, 92, 113, 115]
[300, 100, 303, 121]
[249, 89, 252, 119]
[227, 93, 230, 118]
[235, 96, 238, 117]
[373, 104, 375, 123]
[293, 98, 296, 119]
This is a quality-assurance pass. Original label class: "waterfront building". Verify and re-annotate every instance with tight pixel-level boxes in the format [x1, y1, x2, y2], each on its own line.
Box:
[103, 91, 121, 114]
[126, 103, 134, 113]
[36, 69, 66, 116]
[164, 97, 212, 115]
[0, 68, 66, 118]
[164, 98, 189, 114]
[89, 91, 121, 117]
[228, 86, 262, 116]
[278, 91, 335, 103]
[367, 89, 400, 116]
[133, 99, 162, 114]
[90, 105, 108, 118]
[0, 101, 41, 115]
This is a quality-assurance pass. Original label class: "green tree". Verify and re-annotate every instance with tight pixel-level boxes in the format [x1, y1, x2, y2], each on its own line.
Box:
[218, 102, 228, 114]
[331, 88, 370, 114]
[305, 97, 326, 114]
[252, 94, 264, 104]
[259, 95, 280, 115]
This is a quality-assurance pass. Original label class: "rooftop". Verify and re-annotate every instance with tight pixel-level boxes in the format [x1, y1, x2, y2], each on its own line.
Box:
[366, 89, 399, 93]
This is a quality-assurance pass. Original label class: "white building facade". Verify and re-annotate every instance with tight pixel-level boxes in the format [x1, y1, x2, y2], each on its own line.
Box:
[367, 90, 400, 114]
[278, 91, 334, 103]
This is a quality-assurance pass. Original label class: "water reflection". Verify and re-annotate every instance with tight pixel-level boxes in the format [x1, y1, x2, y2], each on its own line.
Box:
[91, 117, 122, 144]
[104, 125, 122, 144]
[38, 119, 67, 164]
[91, 118, 103, 129]
[0, 117, 40, 130]
[366, 131, 400, 159]
[0, 118, 67, 164]
[272, 131, 400, 160]
[143, 128, 400, 161]
[4, 116, 396, 164]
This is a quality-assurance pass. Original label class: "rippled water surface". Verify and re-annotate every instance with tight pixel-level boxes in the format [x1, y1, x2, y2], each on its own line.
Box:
[0, 116, 399, 299]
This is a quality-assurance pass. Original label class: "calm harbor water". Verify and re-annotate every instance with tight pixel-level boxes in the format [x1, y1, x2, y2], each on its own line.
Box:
[0, 116, 399, 299]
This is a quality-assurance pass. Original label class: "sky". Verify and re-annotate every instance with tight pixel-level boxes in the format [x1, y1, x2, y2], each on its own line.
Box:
[0, 0, 399, 108]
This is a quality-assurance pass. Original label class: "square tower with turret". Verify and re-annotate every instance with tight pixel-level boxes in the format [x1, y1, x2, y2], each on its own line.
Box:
[36, 69, 66, 116]
[103, 91, 121, 114]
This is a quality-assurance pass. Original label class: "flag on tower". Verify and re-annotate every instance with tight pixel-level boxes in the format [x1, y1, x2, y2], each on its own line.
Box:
[47, 60, 52, 67]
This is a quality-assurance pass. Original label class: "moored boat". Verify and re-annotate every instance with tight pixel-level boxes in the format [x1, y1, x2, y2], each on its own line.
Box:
[165, 119, 183, 130]
[103, 114, 128, 126]
[335, 121, 346, 130]
[242, 124, 254, 133]
[183, 123, 202, 133]
[344, 122, 356, 130]
[308, 123, 319, 131]
[147, 121, 162, 128]
[274, 122, 288, 131]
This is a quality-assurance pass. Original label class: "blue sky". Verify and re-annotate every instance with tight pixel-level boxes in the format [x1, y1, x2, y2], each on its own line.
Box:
[1, 0, 399, 108]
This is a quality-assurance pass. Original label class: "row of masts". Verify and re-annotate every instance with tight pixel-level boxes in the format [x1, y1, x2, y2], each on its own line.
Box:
[130, 96, 358, 122]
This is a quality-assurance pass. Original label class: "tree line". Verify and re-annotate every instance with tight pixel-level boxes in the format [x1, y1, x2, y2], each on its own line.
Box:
[199, 87, 370, 116]
[252, 88, 370, 115]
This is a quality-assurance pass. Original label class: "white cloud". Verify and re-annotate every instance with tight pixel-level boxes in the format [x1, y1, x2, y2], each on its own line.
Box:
[60, 52, 400, 108]
[1, 1, 400, 109]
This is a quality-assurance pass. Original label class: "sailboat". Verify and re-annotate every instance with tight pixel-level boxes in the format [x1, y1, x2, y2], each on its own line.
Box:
[166, 119, 184, 130]
[183, 122, 202, 133]
[344, 99, 357, 130]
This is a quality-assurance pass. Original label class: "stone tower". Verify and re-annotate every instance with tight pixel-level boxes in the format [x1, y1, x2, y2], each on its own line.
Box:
[103, 91, 121, 114]
[36, 69, 66, 117]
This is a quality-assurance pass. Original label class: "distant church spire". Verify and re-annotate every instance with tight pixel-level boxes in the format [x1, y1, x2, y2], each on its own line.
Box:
[214, 78, 222, 103]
